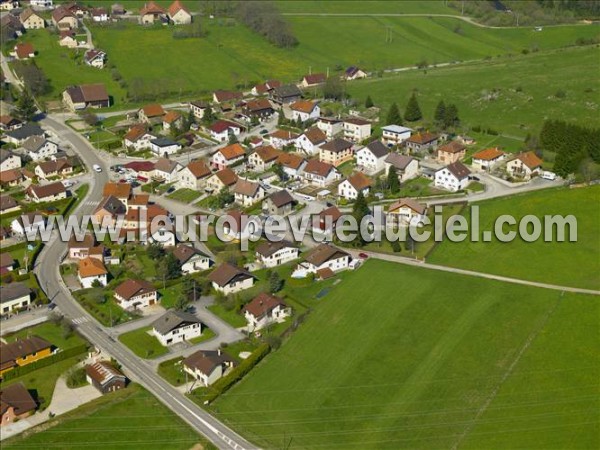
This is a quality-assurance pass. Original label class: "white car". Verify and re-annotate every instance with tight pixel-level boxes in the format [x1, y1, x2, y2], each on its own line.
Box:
[62, 180, 74, 188]
[93, 164, 102, 173]
[541, 171, 556, 181]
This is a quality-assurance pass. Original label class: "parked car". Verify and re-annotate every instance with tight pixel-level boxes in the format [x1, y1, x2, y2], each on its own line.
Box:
[358, 253, 369, 259]
[93, 164, 102, 173]
[542, 171, 557, 181]
[166, 186, 176, 194]
[260, 129, 269, 135]
[62, 180, 74, 188]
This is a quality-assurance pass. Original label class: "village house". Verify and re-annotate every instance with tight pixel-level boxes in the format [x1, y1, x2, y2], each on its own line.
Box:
[233, 179, 265, 206]
[26, 182, 67, 203]
[78, 257, 108, 288]
[58, 30, 77, 48]
[30, 0, 53, 7]
[387, 198, 427, 226]
[295, 126, 327, 156]
[212, 90, 243, 104]
[0, 1, 19, 11]
[177, 160, 211, 190]
[243, 292, 291, 331]
[208, 262, 256, 295]
[295, 243, 351, 277]
[0, 335, 52, 376]
[343, 66, 368, 80]
[4, 123, 44, 146]
[153, 310, 203, 346]
[406, 132, 440, 153]
[183, 350, 236, 386]
[251, 80, 281, 96]
[152, 158, 182, 182]
[434, 161, 472, 192]
[84, 49, 107, 69]
[103, 182, 131, 208]
[437, 141, 466, 164]
[248, 145, 280, 172]
[262, 189, 295, 216]
[0, 283, 31, 316]
[85, 361, 127, 394]
[312, 205, 342, 236]
[0, 195, 20, 215]
[123, 161, 155, 181]
[338, 172, 372, 201]
[269, 129, 299, 149]
[0, 149, 21, 172]
[248, 136, 263, 148]
[114, 279, 158, 310]
[13, 42, 35, 60]
[63, 84, 110, 111]
[67, 234, 105, 260]
[343, 118, 371, 142]
[0, 383, 37, 425]
[209, 119, 243, 143]
[150, 137, 181, 157]
[189, 100, 210, 120]
[34, 157, 73, 179]
[472, 147, 507, 171]
[242, 98, 275, 121]
[0, 116, 22, 132]
[276, 153, 306, 179]
[221, 209, 258, 241]
[93, 196, 126, 226]
[319, 138, 354, 167]
[206, 168, 238, 192]
[355, 140, 388, 174]
[10, 212, 45, 237]
[0, 252, 15, 274]
[19, 8, 45, 29]
[255, 240, 299, 268]
[1, 13, 22, 40]
[123, 125, 156, 151]
[506, 151, 543, 180]
[0, 169, 23, 189]
[290, 100, 320, 122]
[384, 153, 419, 182]
[172, 244, 212, 274]
[139, 1, 167, 24]
[22, 136, 58, 161]
[168, 0, 192, 24]
[162, 110, 183, 130]
[112, 3, 125, 15]
[270, 84, 302, 104]
[300, 73, 327, 88]
[52, 6, 78, 29]
[317, 117, 343, 139]
[210, 143, 246, 170]
[91, 7, 110, 22]
[303, 159, 341, 187]
[138, 104, 165, 124]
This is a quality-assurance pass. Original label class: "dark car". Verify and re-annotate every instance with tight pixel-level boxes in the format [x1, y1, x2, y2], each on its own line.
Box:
[166, 186, 176, 194]
[259, 129, 269, 135]
[358, 253, 369, 259]
[47, 303, 57, 310]
[469, 175, 480, 181]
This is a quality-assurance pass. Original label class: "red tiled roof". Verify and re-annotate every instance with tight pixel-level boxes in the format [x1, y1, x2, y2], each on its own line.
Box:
[15, 43, 34, 59]
[472, 147, 505, 161]
[217, 143, 245, 160]
[141, 104, 165, 118]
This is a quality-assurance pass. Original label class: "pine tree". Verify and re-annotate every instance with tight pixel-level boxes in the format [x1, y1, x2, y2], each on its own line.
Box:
[202, 105, 215, 125]
[404, 92, 422, 122]
[385, 102, 402, 126]
[352, 191, 371, 247]
[434, 100, 446, 124]
[269, 271, 284, 293]
[365, 95, 374, 108]
[16, 89, 37, 121]
[387, 166, 400, 194]
[444, 103, 459, 128]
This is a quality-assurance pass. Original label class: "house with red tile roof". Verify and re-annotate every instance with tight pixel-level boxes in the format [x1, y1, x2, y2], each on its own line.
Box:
[168, 0, 191, 25]
[506, 151, 543, 180]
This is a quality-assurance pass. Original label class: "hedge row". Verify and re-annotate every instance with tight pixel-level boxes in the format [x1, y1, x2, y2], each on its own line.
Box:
[0, 343, 88, 382]
[204, 343, 270, 403]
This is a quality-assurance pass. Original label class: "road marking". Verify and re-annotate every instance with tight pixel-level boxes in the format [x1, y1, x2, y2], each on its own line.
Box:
[72, 317, 89, 324]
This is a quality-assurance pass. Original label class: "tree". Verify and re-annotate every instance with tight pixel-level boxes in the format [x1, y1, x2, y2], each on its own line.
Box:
[390, 239, 401, 253]
[579, 157, 599, 183]
[13, 62, 50, 97]
[434, 100, 446, 125]
[273, 163, 287, 182]
[82, 111, 99, 127]
[404, 92, 422, 122]
[147, 243, 165, 260]
[385, 102, 402, 126]
[269, 271, 284, 293]
[443, 103, 460, 128]
[15, 89, 37, 121]
[216, 187, 234, 208]
[162, 253, 182, 280]
[228, 133, 238, 144]
[365, 95, 374, 108]
[323, 76, 344, 101]
[202, 105, 215, 125]
[387, 166, 400, 194]
[352, 191, 371, 247]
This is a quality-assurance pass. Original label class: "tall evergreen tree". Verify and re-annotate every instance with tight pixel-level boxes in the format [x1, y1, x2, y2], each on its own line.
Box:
[386, 102, 402, 125]
[404, 92, 422, 122]
[365, 95, 374, 108]
[352, 191, 371, 247]
[434, 100, 446, 124]
[15, 89, 37, 121]
[387, 166, 400, 194]
[444, 103, 459, 128]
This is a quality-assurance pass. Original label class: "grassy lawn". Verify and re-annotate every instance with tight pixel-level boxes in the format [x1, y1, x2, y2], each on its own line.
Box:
[73, 288, 138, 327]
[208, 303, 247, 328]
[157, 356, 186, 386]
[209, 260, 599, 449]
[158, 283, 183, 309]
[189, 327, 216, 344]
[4, 322, 86, 350]
[167, 188, 203, 203]
[428, 186, 600, 290]
[2, 384, 213, 450]
[118, 326, 169, 359]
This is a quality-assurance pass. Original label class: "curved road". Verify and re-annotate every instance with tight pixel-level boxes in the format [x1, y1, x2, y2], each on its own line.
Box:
[34, 115, 256, 450]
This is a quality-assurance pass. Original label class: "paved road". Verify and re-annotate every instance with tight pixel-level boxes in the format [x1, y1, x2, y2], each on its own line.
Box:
[33, 115, 257, 450]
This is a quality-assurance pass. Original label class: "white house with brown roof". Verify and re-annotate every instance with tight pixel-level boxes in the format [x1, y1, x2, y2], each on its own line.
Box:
[269, 129, 300, 149]
[209, 120, 243, 143]
[173, 244, 212, 274]
[406, 132, 439, 153]
[248, 145, 280, 171]
[123, 125, 156, 151]
[210, 143, 246, 170]
[299, 73, 327, 88]
[506, 151, 543, 180]
[294, 243, 351, 277]
[0, 149, 21, 172]
[233, 179, 265, 206]
[338, 172, 372, 200]
[139, 1, 166, 24]
[206, 168, 238, 192]
[114, 279, 158, 310]
[162, 110, 183, 130]
[384, 154, 419, 182]
[295, 127, 327, 156]
[78, 257, 108, 288]
[208, 263, 256, 295]
[243, 293, 291, 331]
[276, 153, 306, 179]
[319, 138, 354, 167]
[343, 118, 371, 142]
[168, 0, 192, 24]
[355, 141, 388, 174]
[152, 158, 182, 182]
[22, 137, 58, 162]
[34, 158, 73, 179]
[471, 148, 507, 171]
[62, 84, 110, 111]
[67, 234, 104, 260]
[290, 100, 320, 122]
[20, 8, 45, 29]
[303, 160, 341, 187]
[183, 350, 236, 386]
[262, 190, 295, 216]
[255, 241, 299, 268]
[26, 182, 67, 203]
[177, 160, 211, 190]
[434, 161, 471, 192]
[316, 117, 343, 139]
[386, 198, 427, 226]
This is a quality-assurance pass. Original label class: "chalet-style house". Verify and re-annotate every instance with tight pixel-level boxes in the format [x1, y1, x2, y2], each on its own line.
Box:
[183, 350, 236, 386]
[251, 80, 281, 96]
[319, 138, 354, 167]
[506, 151, 543, 180]
[276, 153, 306, 179]
[78, 257, 108, 288]
[343, 118, 371, 142]
[85, 361, 127, 394]
[270, 84, 302, 104]
[303, 160, 341, 187]
[434, 161, 472, 192]
[233, 179, 265, 206]
[114, 279, 158, 310]
[294, 243, 351, 278]
[22, 136, 58, 161]
[84, 49, 107, 69]
[0, 283, 31, 316]
[437, 141, 466, 164]
[26, 181, 67, 203]
[209, 119, 243, 143]
[317, 117, 343, 138]
[262, 189, 295, 216]
[243, 293, 291, 331]
[248, 145, 280, 172]
[123, 125, 156, 151]
[206, 168, 238, 192]
[295, 126, 327, 156]
[300, 73, 327, 88]
[290, 100, 320, 122]
[168, 0, 192, 25]
[208, 263, 256, 295]
[384, 153, 419, 182]
[0, 116, 23, 132]
[406, 132, 440, 153]
[0, 336, 52, 376]
[152, 310, 203, 346]
[472, 147, 507, 171]
[242, 98, 274, 121]
[0, 383, 37, 425]
[355, 140, 388, 174]
[387, 198, 427, 225]
[172, 244, 212, 274]
[269, 129, 299, 149]
[343, 66, 367, 80]
[338, 172, 372, 200]
[255, 240, 299, 268]
[63, 84, 110, 111]
[210, 143, 246, 170]
[177, 160, 211, 190]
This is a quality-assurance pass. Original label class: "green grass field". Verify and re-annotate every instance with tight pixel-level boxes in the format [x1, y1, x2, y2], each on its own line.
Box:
[209, 260, 599, 449]
[429, 186, 600, 290]
[5, 321, 86, 350]
[167, 188, 203, 203]
[118, 326, 169, 359]
[2, 384, 213, 450]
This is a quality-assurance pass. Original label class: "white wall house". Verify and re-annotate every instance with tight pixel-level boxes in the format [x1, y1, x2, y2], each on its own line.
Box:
[294, 127, 327, 156]
[210, 144, 246, 170]
[0, 283, 32, 316]
[434, 161, 471, 192]
[337, 172, 372, 201]
[0, 151, 21, 172]
[343, 118, 371, 142]
[242, 293, 291, 331]
[183, 350, 236, 387]
[24, 138, 58, 162]
[208, 263, 255, 295]
[381, 125, 412, 146]
[150, 138, 182, 157]
[355, 141, 388, 174]
[471, 148, 506, 171]
[317, 118, 343, 138]
[255, 241, 299, 268]
[152, 310, 203, 346]
[78, 257, 108, 289]
[294, 244, 351, 277]
[386, 198, 427, 226]
[290, 100, 320, 122]
[173, 244, 213, 274]
[113, 279, 158, 310]
[384, 154, 419, 182]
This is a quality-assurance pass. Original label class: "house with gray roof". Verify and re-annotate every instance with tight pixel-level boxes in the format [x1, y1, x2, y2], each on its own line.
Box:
[152, 310, 204, 346]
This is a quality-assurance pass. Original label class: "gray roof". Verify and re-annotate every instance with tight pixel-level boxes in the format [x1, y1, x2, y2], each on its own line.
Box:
[272, 84, 302, 98]
[385, 153, 415, 171]
[365, 141, 389, 158]
[152, 310, 202, 335]
[266, 189, 294, 208]
[151, 137, 179, 147]
[0, 282, 31, 304]
[320, 138, 353, 153]
[6, 123, 44, 141]
[22, 136, 48, 153]
[1, 149, 16, 163]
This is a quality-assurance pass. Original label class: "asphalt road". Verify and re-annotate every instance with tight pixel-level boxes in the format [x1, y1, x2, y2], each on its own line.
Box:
[33, 115, 257, 450]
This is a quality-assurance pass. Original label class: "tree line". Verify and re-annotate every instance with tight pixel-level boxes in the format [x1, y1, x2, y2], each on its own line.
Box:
[236, 1, 298, 48]
[382, 93, 460, 130]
